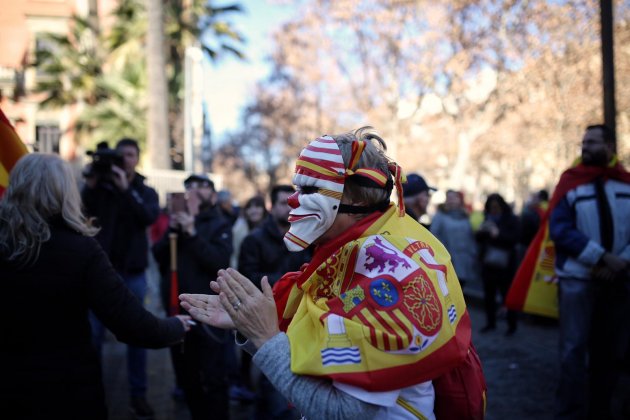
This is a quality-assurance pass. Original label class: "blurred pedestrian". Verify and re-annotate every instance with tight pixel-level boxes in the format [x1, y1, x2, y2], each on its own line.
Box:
[431, 189, 478, 288]
[231, 195, 267, 268]
[217, 189, 238, 226]
[549, 124, 630, 419]
[403, 173, 436, 228]
[152, 174, 233, 420]
[81, 138, 160, 417]
[238, 185, 312, 418]
[0, 154, 188, 420]
[228, 194, 267, 403]
[476, 193, 520, 335]
[517, 189, 549, 261]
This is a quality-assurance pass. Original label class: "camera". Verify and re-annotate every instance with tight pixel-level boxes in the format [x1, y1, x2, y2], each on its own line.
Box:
[84, 141, 124, 178]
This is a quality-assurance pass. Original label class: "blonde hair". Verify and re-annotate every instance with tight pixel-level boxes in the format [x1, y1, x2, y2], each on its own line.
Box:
[333, 126, 392, 205]
[0, 153, 98, 266]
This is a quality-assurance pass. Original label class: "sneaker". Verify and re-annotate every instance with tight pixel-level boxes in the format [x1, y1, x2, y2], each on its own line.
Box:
[129, 396, 154, 420]
[229, 385, 257, 402]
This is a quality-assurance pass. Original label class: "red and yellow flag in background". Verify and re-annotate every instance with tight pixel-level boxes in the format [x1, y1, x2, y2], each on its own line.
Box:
[506, 156, 630, 318]
[0, 108, 28, 197]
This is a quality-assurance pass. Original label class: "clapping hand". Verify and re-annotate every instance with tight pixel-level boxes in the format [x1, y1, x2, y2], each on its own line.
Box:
[213, 269, 280, 349]
[179, 293, 235, 329]
[181, 269, 280, 349]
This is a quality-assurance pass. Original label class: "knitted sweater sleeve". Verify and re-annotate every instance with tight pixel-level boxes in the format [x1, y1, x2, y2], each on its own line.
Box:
[252, 333, 381, 420]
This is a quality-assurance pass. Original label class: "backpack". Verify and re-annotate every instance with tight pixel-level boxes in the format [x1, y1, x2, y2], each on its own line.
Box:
[433, 344, 487, 419]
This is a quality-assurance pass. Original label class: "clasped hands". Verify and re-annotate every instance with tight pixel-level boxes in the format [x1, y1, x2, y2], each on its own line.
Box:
[179, 268, 280, 349]
[593, 253, 629, 283]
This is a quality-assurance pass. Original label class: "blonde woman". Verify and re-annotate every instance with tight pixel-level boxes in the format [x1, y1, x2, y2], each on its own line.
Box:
[0, 154, 189, 419]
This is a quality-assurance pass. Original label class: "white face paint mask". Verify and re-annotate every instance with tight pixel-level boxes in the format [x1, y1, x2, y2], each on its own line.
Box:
[284, 136, 345, 252]
[283, 134, 405, 252]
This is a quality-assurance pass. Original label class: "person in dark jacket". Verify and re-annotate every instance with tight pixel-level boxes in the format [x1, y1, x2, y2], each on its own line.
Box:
[81, 138, 160, 417]
[238, 184, 311, 419]
[402, 173, 436, 229]
[152, 173, 233, 420]
[0, 154, 189, 420]
[476, 193, 520, 335]
[239, 185, 312, 288]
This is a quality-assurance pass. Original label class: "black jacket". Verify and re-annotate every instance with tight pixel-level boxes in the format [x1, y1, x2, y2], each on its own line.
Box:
[81, 173, 159, 274]
[0, 220, 185, 419]
[152, 206, 233, 296]
[238, 215, 311, 287]
[476, 213, 520, 275]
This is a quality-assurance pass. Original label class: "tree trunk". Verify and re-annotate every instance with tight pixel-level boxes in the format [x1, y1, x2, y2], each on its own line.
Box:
[146, 0, 171, 169]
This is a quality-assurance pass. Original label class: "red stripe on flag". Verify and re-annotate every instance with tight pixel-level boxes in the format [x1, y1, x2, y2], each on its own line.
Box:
[369, 308, 404, 349]
[0, 115, 28, 173]
[389, 309, 413, 342]
[356, 311, 381, 349]
[327, 310, 472, 392]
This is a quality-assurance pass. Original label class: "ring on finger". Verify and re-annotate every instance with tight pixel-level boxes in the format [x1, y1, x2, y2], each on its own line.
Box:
[232, 299, 242, 311]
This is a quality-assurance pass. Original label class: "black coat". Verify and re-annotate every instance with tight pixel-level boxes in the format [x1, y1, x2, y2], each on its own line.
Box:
[238, 215, 311, 287]
[152, 206, 233, 297]
[476, 213, 520, 276]
[0, 221, 185, 419]
[81, 173, 159, 274]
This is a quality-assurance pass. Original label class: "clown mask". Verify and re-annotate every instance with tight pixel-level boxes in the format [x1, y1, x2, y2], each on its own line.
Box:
[284, 136, 345, 252]
[283, 134, 405, 252]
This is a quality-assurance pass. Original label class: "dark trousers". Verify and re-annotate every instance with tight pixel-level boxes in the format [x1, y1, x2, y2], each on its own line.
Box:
[171, 325, 230, 420]
[481, 266, 517, 330]
[555, 277, 630, 420]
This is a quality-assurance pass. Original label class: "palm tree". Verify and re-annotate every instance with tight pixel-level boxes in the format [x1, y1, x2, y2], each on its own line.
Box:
[34, 0, 246, 167]
[34, 15, 107, 109]
[146, 0, 170, 169]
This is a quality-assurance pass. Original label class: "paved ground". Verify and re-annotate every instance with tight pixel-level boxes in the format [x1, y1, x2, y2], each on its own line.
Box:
[102, 268, 565, 419]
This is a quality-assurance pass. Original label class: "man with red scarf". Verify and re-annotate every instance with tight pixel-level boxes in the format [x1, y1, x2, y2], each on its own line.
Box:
[549, 124, 630, 419]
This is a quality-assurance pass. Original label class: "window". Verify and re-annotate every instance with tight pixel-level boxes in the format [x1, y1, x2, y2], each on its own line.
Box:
[36, 124, 61, 154]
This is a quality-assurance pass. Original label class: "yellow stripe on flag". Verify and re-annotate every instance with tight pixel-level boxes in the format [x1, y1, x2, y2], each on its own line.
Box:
[0, 108, 29, 195]
[0, 162, 8, 187]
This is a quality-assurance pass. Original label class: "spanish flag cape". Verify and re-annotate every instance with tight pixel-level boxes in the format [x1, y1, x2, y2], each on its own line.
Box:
[506, 157, 630, 318]
[0, 109, 28, 198]
[273, 204, 471, 392]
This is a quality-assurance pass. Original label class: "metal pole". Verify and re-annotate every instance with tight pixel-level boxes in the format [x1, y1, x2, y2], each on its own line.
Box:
[600, 0, 616, 150]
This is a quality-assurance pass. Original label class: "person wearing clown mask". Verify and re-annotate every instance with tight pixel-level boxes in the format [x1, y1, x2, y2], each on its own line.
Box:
[180, 127, 485, 419]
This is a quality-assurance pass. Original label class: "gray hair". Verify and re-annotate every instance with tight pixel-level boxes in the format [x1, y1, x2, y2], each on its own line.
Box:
[0, 153, 98, 266]
[333, 126, 392, 205]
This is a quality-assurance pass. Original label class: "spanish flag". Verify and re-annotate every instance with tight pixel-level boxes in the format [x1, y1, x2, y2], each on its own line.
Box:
[274, 205, 470, 391]
[506, 156, 630, 318]
[0, 108, 28, 197]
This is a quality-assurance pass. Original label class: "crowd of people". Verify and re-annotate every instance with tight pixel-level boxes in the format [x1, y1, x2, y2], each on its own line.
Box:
[1, 124, 628, 420]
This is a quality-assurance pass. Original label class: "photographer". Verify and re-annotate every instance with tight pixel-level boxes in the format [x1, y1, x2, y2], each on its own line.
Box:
[81, 138, 160, 418]
[151, 174, 233, 420]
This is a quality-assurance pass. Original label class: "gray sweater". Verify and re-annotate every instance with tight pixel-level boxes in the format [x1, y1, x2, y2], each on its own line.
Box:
[252, 333, 381, 420]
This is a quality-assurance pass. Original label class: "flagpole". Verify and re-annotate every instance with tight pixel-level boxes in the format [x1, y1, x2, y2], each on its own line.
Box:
[168, 232, 180, 316]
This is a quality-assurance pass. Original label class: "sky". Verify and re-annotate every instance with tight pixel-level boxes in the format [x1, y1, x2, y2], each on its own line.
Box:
[203, 0, 294, 142]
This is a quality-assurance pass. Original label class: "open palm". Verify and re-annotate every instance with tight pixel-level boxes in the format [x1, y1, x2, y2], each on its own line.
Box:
[179, 293, 235, 329]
